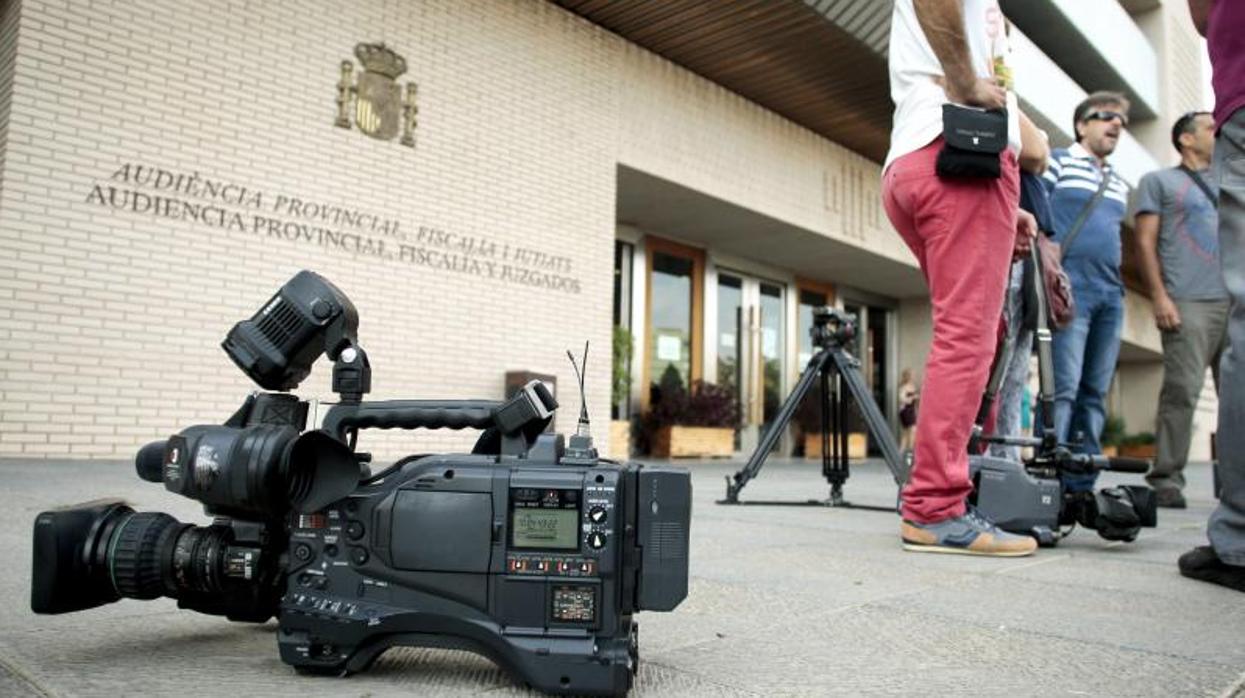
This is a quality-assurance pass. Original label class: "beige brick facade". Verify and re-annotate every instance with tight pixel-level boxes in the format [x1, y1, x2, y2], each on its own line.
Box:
[0, 0, 903, 462]
[0, 0, 623, 459]
[0, 0, 1220, 463]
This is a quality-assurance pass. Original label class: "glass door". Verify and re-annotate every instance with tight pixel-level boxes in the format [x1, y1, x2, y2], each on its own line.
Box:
[716, 271, 786, 452]
[716, 274, 744, 450]
[840, 302, 893, 455]
[643, 238, 703, 415]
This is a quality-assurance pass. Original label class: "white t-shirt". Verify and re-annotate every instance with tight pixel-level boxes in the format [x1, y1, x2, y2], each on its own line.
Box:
[883, 0, 1022, 173]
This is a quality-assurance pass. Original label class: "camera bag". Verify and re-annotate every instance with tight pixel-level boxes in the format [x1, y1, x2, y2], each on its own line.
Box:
[936, 104, 1007, 178]
[1038, 173, 1112, 330]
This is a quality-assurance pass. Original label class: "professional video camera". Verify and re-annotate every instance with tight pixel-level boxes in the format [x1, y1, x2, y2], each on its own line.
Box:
[722, 243, 1157, 545]
[30, 270, 691, 696]
[967, 242, 1156, 544]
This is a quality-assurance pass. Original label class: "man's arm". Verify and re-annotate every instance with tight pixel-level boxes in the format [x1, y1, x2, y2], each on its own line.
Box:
[1042, 152, 1060, 195]
[1018, 109, 1049, 175]
[1188, 0, 1213, 37]
[1135, 212, 1181, 330]
[914, 0, 1006, 109]
[1014, 208, 1037, 259]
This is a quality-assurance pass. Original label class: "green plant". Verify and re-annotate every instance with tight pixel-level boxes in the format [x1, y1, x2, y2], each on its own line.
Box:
[1101, 415, 1126, 447]
[644, 380, 740, 431]
[611, 325, 634, 410]
[1120, 431, 1156, 447]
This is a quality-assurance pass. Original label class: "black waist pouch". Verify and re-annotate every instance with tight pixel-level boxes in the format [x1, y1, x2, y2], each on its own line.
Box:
[936, 104, 1007, 179]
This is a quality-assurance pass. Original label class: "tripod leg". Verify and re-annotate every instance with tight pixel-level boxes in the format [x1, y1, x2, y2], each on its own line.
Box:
[724, 349, 835, 502]
[970, 324, 1012, 453]
[829, 346, 909, 486]
[1028, 244, 1058, 451]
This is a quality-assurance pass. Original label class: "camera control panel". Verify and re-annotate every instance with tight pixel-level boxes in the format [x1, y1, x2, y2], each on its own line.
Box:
[504, 480, 616, 579]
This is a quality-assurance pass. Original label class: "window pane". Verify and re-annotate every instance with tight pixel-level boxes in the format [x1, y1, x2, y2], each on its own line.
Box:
[759, 283, 784, 431]
[612, 241, 634, 419]
[650, 252, 693, 400]
[613, 241, 633, 329]
[717, 274, 743, 424]
[797, 289, 827, 367]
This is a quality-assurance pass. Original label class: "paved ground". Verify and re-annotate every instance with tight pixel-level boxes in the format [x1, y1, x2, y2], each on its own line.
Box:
[2, 455, 1243, 697]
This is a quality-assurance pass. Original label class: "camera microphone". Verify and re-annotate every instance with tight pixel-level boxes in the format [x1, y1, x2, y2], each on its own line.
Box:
[562, 341, 598, 463]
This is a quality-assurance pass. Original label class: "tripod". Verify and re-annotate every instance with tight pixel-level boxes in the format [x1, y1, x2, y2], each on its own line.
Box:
[720, 307, 909, 508]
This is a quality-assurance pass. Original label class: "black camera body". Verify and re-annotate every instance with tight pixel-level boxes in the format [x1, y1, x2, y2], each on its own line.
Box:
[30, 271, 691, 697]
[279, 446, 688, 694]
[969, 452, 1158, 545]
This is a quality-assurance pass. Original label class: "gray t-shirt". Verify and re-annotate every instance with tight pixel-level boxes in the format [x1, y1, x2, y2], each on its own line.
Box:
[1134, 166, 1228, 301]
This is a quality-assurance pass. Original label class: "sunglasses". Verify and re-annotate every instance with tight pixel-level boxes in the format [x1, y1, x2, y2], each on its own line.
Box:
[1083, 110, 1129, 127]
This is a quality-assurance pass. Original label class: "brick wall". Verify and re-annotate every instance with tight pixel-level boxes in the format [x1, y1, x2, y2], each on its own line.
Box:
[0, 0, 930, 463]
[0, 0, 619, 460]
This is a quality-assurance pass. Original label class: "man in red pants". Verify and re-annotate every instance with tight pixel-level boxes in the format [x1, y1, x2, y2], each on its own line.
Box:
[882, 0, 1037, 556]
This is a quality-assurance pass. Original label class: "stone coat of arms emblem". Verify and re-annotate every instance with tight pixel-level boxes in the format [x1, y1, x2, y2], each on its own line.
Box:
[335, 43, 418, 147]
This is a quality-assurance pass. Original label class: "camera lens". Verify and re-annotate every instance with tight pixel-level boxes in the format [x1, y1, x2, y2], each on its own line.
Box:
[169, 522, 236, 592]
[32, 500, 130, 614]
[108, 511, 181, 600]
[32, 501, 272, 616]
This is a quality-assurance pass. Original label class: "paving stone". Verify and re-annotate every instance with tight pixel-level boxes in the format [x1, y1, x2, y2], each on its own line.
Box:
[2, 457, 1239, 696]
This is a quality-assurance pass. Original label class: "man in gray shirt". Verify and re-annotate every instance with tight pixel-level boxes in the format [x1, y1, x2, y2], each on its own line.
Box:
[1135, 111, 1230, 508]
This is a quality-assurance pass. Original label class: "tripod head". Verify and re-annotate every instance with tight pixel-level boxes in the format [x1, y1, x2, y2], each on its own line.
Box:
[811, 306, 856, 350]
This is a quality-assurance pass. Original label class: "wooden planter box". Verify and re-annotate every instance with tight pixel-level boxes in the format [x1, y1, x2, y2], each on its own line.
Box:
[803, 432, 868, 460]
[1119, 443, 1157, 459]
[651, 426, 734, 458]
[607, 420, 631, 460]
[1101, 445, 1119, 458]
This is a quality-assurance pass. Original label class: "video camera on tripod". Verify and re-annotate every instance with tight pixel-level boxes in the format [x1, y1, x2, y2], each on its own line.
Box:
[721, 242, 1157, 545]
[722, 305, 907, 509]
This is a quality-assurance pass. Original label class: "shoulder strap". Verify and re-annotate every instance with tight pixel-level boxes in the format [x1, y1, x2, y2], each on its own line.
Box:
[1179, 165, 1218, 209]
[1059, 172, 1112, 260]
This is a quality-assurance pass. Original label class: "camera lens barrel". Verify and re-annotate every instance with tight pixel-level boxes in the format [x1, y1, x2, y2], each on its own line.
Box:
[109, 512, 181, 600]
[31, 500, 272, 616]
[168, 524, 237, 595]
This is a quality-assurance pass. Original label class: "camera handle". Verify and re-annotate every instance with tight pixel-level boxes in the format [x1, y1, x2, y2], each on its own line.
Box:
[985, 433, 1150, 475]
[321, 380, 557, 457]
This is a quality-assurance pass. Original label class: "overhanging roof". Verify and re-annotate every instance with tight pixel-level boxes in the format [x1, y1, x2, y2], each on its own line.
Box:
[552, 0, 892, 162]
[617, 165, 928, 298]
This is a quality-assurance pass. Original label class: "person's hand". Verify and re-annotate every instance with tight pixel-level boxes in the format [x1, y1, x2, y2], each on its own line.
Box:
[947, 76, 1007, 110]
[1153, 294, 1182, 331]
[1013, 209, 1037, 260]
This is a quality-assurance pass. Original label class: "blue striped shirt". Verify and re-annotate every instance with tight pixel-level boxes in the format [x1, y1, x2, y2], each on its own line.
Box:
[1042, 143, 1130, 291]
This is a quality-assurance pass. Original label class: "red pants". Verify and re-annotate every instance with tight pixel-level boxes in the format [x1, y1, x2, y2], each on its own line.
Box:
[882, 140, 1019, 523]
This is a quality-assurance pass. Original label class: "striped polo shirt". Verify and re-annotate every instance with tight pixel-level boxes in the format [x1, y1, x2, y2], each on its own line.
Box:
[1042, 142, 1131, 291]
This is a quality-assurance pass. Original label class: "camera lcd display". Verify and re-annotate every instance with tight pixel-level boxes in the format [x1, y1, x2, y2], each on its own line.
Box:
[511, 508, 579, 550]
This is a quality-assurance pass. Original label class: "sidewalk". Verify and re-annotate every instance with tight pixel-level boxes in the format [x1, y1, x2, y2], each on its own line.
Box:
[2, 456, 1242, 697]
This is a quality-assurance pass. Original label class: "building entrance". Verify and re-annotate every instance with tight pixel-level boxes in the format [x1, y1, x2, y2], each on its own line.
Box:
[716, 271, 786, 453]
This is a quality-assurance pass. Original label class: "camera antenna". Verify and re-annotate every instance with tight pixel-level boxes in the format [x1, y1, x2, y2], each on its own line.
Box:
[567, 341, 591, 437]
[563, 341, 598, 463]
